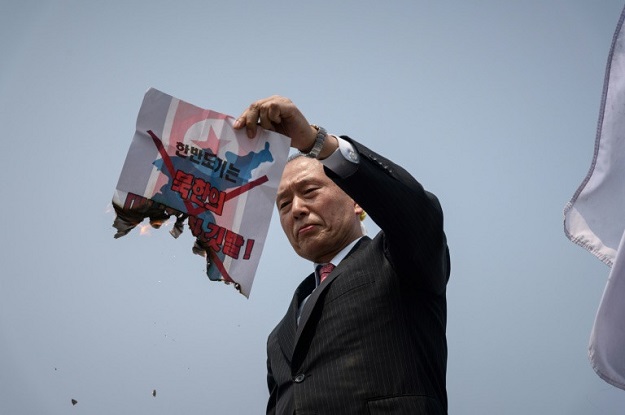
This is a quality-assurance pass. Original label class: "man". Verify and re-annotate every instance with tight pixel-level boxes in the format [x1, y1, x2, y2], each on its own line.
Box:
[234, 96, 450, 414]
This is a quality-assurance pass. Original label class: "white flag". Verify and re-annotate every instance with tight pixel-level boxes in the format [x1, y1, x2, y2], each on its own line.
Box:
[564, 6, 625, 390]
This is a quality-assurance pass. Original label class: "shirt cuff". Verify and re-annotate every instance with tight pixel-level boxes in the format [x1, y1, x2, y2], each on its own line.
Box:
[320, 135, 359, 177]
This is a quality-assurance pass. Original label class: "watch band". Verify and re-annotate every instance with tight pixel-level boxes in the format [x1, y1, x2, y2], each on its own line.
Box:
[302, 125, 327, 159]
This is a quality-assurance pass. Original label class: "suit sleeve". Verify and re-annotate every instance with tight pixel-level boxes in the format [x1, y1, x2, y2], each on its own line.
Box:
[324, 136, 450, 294]
[266, 355, 277, 415]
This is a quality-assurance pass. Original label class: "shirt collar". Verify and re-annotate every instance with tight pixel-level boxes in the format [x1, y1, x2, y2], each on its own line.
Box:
[313, 236, 363, 284]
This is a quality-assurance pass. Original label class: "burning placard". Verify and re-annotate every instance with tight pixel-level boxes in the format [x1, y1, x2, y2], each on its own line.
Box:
[112, 88, 290, 297]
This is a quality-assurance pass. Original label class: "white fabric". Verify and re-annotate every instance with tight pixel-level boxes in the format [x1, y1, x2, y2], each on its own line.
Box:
[589, 231, 625, 389]
[564, 5, 625, 390]
[321, 136, 359, 177]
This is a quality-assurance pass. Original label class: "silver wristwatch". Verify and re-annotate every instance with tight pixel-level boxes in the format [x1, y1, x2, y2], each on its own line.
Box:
[302, 125, 327, 159]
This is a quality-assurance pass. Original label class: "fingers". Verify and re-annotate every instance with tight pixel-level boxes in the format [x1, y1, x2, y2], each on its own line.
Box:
[234, 102, 261, 138]
[266, 103, 283, 125]
[259, 106, 275, 131]
[233, 96, 292, 138]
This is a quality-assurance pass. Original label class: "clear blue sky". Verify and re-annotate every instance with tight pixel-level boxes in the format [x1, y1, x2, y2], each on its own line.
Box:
[1, 0, 625, 413]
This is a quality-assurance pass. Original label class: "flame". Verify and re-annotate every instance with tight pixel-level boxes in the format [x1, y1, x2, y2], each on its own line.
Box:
[139, 223, 152, 236]
[137, 217, 175, 236]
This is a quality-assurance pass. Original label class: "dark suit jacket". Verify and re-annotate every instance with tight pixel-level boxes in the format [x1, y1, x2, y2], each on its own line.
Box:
[266, 138, 450, 414]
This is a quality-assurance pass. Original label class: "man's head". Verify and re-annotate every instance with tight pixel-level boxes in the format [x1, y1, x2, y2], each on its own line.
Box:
[276, 156, 364, 263]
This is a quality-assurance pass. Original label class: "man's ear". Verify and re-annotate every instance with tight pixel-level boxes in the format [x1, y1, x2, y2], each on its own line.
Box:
[354, 203, 366, 221]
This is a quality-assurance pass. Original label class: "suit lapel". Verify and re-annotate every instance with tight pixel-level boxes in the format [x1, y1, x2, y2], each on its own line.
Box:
[280, 237, 372, 363]
[295, 268, 337, 341]
[276, 274, 315, 361]
[294, 237, 372, 346]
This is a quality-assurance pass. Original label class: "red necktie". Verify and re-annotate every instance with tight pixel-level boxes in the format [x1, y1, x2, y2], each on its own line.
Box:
[319, 263, 335, 283]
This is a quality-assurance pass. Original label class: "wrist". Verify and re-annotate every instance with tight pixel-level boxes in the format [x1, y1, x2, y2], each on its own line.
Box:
[301, 125, 327, 159]
[317, 134, 339, 160]
[299, 125, 340, 160]
[300, 125, 320, 153]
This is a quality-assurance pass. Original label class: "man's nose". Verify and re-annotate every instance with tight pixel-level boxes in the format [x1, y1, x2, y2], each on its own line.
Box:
[291, 196, 308, 218]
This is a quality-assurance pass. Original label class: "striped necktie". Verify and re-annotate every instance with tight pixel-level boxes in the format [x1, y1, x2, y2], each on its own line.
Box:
[318, 263, 335, 283]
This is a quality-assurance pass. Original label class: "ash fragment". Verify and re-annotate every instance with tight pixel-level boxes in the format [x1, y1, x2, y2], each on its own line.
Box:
[71, 399, 78, 406]
[112, 193, 238, 291]
[169, 214, 186, 238]
[112, 194, 186, 239]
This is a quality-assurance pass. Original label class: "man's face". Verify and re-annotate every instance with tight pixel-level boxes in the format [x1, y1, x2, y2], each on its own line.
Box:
[276, 157, 363, 263]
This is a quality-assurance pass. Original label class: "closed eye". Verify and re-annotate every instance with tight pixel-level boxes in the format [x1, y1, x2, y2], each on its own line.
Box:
[278, 200, 291, 211]
[304, 187, 319, 196]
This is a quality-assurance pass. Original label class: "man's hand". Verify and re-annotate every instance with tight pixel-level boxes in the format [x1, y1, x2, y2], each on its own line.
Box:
[233, 96, 317, 152]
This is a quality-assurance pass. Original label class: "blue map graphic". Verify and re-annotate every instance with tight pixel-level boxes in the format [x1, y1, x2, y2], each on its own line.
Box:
[151, 141, 274, 282]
